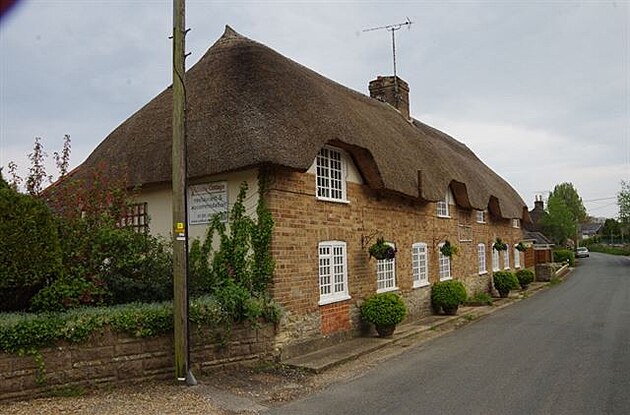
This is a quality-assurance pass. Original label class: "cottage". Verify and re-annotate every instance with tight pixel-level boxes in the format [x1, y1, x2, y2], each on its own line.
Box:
[71, 26, 528, 355]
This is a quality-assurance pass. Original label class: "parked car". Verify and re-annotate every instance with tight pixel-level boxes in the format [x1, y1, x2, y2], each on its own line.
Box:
[576, 247, 589, 258]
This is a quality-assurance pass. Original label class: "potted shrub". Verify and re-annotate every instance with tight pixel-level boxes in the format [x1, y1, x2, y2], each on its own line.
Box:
[493, 237, 507, 251]
[440, 240, 458, 257]
[360, 292, 407, 337]
[369, 237, 396, 260]
[515, 269, 534, 289]
[493, 271, 519, 298]
[431, 280, 467, 315]
[515, 242, 527, 252]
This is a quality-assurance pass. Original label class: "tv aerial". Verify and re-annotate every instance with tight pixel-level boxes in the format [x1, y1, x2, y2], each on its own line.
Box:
[363, 17, 413, 80]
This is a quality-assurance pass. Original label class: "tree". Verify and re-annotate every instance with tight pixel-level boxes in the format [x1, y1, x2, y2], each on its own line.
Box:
[602, 218, 621, 238]
[0, 171, 62, 311]
[549, 182, 587, 224]
[540, 194, 576, 245]
[619, 180, 630, 225]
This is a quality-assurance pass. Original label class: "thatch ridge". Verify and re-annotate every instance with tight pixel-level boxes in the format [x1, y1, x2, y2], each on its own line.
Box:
[74, 25, 527, 219]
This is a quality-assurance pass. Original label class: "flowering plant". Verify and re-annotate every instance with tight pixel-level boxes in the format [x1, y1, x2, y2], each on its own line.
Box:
[369, 238, 396, 260]
[440, 240, 458, 257]
[493, 237, 508, 251]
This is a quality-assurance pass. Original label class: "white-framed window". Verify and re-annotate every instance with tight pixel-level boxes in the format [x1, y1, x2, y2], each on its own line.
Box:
[512, 218, 521, 228]
[438, 242, 452, 281]
[504, 244, 510, 269]
[437, 200, 449, 217]
[436, 188, 454, 218]
[376, 242, 397, 293]
[476, 210, 486, 223]
[478, 243, 487, 274]
[412, 243, 429, 288]
[316, 146, 347, 202]
[514, 246, 521, 268]
[318, 241, 350, 305]
[492, 246, 500, 271]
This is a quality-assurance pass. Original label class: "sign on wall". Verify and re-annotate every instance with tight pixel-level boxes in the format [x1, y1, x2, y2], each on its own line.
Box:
[188, 182, 228, 225]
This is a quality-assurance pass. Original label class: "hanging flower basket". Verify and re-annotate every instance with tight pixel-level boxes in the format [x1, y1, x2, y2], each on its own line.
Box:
[369, 237, 396, 260]
[515, 242, 527, 252]
[440, 240, 458, 257]
[493, 237, 508, 251]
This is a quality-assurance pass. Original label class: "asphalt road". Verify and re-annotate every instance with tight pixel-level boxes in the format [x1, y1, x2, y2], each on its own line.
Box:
[267, 253, 630, 415]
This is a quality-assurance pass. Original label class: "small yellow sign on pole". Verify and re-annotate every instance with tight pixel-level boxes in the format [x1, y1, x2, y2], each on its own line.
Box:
[175, 222, 186, 241]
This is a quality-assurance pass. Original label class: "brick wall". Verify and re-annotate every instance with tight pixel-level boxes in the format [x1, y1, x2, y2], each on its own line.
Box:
[0, 324, 274, 402]
[266, 166, 524, 353]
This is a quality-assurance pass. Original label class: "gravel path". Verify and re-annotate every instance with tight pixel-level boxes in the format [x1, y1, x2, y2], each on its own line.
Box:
[0, 382, 227, 415]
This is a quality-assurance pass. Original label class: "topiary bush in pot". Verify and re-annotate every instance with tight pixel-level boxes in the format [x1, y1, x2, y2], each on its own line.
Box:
[515, 269, 534, 290]
[493, 271, 519, 298]
[360, 292, 407, 337]
[430, 280, 467, 315]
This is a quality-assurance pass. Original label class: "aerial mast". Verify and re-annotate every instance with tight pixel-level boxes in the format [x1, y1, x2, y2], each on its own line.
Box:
[363, 18, 413, 108]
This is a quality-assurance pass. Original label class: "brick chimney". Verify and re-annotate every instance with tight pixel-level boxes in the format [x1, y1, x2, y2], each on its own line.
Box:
[534, 195, 544, 210]
[369, 76, 410, 120]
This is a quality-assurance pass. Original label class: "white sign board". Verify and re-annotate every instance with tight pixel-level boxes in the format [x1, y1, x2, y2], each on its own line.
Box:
[188, 182, 228, 225]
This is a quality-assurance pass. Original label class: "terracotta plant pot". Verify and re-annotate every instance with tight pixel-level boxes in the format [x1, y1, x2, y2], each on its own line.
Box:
[443, 306, 458, 315]
[375, 325, 396, 338]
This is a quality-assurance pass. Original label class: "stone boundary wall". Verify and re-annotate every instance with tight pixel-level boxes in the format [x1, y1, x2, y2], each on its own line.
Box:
[0, 324, 275, 402]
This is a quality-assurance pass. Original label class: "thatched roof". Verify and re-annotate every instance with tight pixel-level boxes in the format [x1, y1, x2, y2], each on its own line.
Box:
[76, 26, 528, 220]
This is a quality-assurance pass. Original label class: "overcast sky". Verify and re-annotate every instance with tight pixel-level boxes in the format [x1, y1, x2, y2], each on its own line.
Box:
[1, 0, 628, 218]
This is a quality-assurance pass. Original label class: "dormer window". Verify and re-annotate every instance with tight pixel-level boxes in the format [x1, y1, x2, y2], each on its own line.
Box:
[437, 188, 454, 218]
[437, 200, 449, 217]
[476, 210, 486, 224]
[316, 146, 347, 203]
[512, 218, 520, 228]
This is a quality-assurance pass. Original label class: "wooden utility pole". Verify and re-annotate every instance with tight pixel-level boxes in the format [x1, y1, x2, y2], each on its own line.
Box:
[171, 0, 194, 384]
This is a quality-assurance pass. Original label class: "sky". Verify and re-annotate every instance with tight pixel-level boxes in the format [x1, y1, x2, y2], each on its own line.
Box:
[1, 0, 628, 219]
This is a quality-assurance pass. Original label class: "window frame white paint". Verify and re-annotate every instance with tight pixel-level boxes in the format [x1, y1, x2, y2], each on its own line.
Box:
[438, 242, 452, 281]
[512, 218, 521, 228]
[476, 209, 486, 224]
[318, 241, 351, 305]
[478, 243, 487, 275]
[492, 246, 500, 271]
[376, 242, 397, 293]
[504, 244, 510, 269]
[412, 242, 429, 288]
[436, 188, 455, 218]
[315, 146, 348, 203]
[514, 246, 521, 269]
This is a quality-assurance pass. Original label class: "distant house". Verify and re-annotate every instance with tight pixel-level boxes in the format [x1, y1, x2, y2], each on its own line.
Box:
[69, 27, 529, 354]
[580, 223, 603, 240]
[525, 195, 546, 233]
[522, 231, 554, 267]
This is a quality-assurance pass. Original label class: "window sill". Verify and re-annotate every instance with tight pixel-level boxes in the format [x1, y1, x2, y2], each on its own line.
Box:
[413, 282, 430, 289]
[376, 286, 399, 294]
[476, 221, 486, 224]
[318, 294, 351, 306]
[437, 215, 451, 219]
[478, 271, 488, 276]
[316, 196, 350, 204]
[439, 276, 452, 282]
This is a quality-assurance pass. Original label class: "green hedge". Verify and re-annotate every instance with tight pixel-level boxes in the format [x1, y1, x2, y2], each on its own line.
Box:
[0, 296, 229, 354]
[553, 249, 575, 266]
[586, 244, 630, 256]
